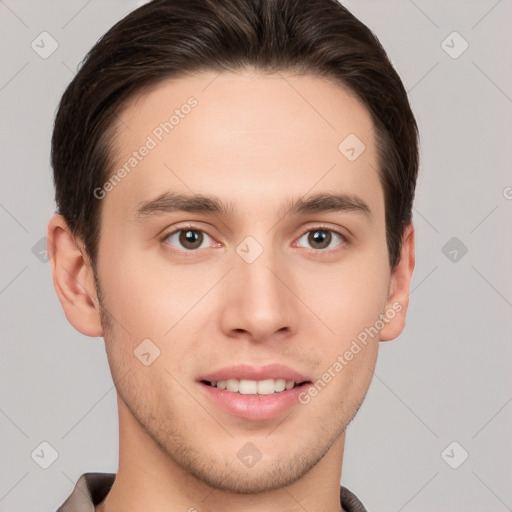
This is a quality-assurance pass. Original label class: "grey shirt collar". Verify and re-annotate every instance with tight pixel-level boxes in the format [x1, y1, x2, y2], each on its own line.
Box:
[56, 472, 368, 512]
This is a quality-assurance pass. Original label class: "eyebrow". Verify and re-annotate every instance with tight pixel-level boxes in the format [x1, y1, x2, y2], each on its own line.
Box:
[134, 191, 372, 220]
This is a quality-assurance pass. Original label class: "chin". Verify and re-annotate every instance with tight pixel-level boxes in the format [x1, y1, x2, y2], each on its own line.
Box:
[165, 431, 337, 495]
[186, 455, 319, 494]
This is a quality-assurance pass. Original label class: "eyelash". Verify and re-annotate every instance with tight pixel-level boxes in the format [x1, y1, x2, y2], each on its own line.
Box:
[161, 223, 347, 255]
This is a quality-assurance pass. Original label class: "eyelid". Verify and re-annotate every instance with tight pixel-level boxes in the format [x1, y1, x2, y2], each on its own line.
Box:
[161, 222, 214, 238]
[298, 223, 348, 239]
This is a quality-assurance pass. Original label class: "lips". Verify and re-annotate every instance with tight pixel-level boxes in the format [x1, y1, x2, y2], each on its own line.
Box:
[197, 364, 312, 420]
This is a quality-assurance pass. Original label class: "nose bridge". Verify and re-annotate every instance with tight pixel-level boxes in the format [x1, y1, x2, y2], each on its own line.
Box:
[242, 248, 283, 303]
[221, 235, 295, 339]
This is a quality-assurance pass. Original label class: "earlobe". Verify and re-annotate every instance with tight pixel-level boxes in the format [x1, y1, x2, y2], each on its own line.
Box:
[379, 223, 415, 342]
[47, 214, 104, 338]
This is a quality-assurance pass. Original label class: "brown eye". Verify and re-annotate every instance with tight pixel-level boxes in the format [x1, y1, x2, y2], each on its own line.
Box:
[297, 229, 344, 251]
[309, 230, 331, 249]
[165, 229, 210, 250]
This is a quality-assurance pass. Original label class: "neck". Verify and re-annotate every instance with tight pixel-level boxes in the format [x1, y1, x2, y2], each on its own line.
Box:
[98, 395, 346, 512]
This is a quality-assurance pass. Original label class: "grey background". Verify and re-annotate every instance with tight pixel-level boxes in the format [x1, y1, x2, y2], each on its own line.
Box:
[1, 1, 511, 511]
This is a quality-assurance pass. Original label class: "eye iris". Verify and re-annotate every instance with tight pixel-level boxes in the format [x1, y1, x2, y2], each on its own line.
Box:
[179, 230, 203, 249]
[309, 230, 331, 249]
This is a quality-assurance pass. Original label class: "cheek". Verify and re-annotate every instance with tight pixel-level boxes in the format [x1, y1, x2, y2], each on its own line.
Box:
[97, 237, 207, 339]
[96, 243, 228, 387]
[298, 256, 390, 344]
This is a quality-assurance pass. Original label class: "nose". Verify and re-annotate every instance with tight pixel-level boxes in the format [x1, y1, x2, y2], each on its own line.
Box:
[219, 242, 297, 343]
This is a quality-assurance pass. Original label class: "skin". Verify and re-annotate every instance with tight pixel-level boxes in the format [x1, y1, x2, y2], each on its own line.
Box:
[48, 68, 415, 512]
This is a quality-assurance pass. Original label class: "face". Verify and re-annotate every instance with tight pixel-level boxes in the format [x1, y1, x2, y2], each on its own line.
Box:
[93, 69, 395, 492]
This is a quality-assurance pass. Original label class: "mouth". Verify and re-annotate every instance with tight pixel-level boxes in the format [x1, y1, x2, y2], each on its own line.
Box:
[197, 364, 313, 421]
[201, 378, 309, 394]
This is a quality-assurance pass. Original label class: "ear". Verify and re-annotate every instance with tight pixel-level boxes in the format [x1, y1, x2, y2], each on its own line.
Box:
[380, 223, 415, 342]
[47, 214, 104, 338]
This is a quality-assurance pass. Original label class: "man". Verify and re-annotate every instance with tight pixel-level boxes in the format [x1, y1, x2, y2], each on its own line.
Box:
[48, 0, 417, 510]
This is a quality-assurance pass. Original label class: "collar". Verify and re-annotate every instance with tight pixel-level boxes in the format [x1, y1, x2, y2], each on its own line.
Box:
[56, 472, 368, 512]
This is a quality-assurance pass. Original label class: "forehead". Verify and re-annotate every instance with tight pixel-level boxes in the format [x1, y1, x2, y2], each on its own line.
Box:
[105, 69, 382, 220]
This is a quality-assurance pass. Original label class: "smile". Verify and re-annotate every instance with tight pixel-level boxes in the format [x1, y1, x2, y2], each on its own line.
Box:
[198, 365, 313, 420]
[203, 378, 305, 394]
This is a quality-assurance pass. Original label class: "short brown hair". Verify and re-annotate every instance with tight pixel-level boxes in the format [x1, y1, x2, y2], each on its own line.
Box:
[52, 0, 418, 269]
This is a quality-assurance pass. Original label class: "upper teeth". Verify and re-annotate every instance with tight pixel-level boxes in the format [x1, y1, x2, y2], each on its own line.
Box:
[211, 378, 296, 394]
